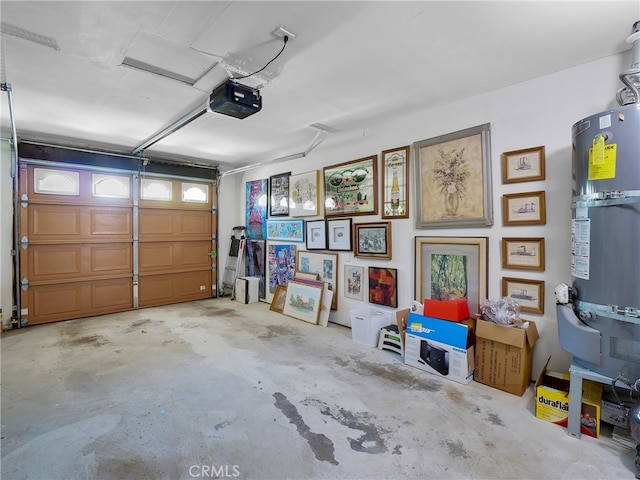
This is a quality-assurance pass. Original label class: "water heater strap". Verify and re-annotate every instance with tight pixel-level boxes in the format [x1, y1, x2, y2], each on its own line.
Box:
[573, 189, 640, 208]
[575, 299, 640, 325]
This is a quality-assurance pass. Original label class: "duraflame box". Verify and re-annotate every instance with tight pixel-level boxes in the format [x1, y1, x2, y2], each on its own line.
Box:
[535, 361, 603, 438]
[474, 318, 539, 396]
[423, 299, 470, 322]
[404, 312, 475, 384]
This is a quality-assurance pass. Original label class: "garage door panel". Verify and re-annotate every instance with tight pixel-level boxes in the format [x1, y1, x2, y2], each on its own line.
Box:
[27, 244, 132, 282]
[29, 205, 132, 243]
[138, 271, 211, 307]
[139, 242, 211, 274]
[92, 280, 133, 309]
[139, 209, 211, 241]
[27, 279, 134, 325]
[90, 209, 133, 236]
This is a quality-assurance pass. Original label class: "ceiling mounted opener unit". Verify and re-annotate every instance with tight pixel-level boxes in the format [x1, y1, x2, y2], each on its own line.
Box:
[206, 79, 262, 119]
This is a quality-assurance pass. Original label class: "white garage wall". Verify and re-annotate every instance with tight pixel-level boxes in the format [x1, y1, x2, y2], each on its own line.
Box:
[223, 51, 629, 378]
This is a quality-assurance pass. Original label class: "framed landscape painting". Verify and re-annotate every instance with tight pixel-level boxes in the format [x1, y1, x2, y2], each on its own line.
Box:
[415, 236, 488, 316]
[296, 251, 338, 310]
[282, 281, 323, 325]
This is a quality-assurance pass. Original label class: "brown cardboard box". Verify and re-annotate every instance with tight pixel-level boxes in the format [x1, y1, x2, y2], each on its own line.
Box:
[474, 318, 539, 396]
[395, 308, 410, 351]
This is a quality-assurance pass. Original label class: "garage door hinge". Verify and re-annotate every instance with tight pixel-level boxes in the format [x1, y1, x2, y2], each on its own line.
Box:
[21, 194, 29, 208]
[211, 234, 217, 242]
[20, 236, 28, 249]
[211, 264, 217, 271]
[21, 277, 29, 291]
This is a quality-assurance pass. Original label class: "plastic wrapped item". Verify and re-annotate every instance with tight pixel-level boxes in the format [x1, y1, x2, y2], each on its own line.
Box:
[480, 297, 526, 328]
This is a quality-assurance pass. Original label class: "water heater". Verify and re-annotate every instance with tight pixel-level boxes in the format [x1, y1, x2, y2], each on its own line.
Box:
[557, 21, 640, 383]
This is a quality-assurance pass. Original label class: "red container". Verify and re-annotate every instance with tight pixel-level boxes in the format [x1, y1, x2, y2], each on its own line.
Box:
[423, 299, 470, 322]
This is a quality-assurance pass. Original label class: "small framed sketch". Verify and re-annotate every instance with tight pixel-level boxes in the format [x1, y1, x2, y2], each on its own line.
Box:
[368, 267, 398, 308]
[502, 277, 545, 314]
[266, 219, 305, 242]
[269, 172, 290, 216]
[501, 146, 545, 184]
[344, 264, 364, 300]
[381, 145, 410, 218]
[503, 191, 546, 226]
[327, 218, 352, 251]
[269, 284, 288, 313]
[289, 170, 319, 217]
[354, 222, 392, 259]
[306, 220, 327, 250]
[502, 238, 545, 271]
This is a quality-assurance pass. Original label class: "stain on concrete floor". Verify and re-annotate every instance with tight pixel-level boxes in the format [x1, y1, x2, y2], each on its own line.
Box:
[272, 392, 338, 465]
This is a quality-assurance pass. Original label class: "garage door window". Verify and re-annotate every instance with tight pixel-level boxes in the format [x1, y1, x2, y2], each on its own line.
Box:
[92, 174, 131, 198]
[182, 183, 208, 203]
[34, 168, 79, 195]
[141, 178, 172, 201]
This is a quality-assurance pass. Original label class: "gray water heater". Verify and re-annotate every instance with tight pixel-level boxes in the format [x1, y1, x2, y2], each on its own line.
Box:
[557, 21, 640, 382]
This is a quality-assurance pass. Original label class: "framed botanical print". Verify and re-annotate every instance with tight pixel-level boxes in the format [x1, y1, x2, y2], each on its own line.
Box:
[323, 155, 378, 217]
[414, 124, 493, 228]
[289, 170, 319, 217]
[269, 172, 290, 216]
[415, 236, 488, 316]
[381, 146, 409, 218]
[354, 222, 391, 260]
[501, 146, 545, 184]
[327, 218, 352, 251]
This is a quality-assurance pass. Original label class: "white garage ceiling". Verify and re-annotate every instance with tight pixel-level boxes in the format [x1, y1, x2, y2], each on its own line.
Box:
[1, 1, 638, 171]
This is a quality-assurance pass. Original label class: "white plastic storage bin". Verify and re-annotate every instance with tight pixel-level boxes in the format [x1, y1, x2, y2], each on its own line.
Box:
[350, 307, 393, 347]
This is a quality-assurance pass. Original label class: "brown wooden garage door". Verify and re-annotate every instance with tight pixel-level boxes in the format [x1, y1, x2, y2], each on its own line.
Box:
[18, 164, 216, 325]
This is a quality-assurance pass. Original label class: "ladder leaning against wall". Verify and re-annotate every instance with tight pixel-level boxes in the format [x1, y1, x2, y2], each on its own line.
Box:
[221, 226, 246, 300]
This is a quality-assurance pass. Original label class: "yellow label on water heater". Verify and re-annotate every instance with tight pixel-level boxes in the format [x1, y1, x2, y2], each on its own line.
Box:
[588, 143, 616, 180]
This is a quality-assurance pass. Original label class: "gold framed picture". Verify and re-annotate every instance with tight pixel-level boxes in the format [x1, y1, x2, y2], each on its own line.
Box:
[502, 277, 545, 314]
[502, 191, 546, 226]
[502, 237, 545, 271]
[501, 146, 545, 184]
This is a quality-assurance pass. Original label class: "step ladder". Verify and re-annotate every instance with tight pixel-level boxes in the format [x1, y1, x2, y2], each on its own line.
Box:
[221, 226, 246, 299]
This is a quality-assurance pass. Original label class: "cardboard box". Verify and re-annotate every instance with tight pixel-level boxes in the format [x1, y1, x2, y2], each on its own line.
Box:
[423, 299, 470, 322]
[473, 318, 539, 396]
[404, 312, 475, 384]
[535, 361, 603, 438]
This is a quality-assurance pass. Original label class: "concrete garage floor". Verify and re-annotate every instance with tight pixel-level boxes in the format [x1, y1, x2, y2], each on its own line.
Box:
[1, 298, 636, 479]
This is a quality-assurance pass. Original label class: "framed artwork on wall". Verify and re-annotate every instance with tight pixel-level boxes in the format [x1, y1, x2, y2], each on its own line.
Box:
[415, 236, 488, 316]
[502, 277, 545, 314]
[267, 244, 296, 294]
[289, 170, 319, 217]
[296, 250, 338, 310]
[305, 220, 327, 250]
[269, 172, 290, 216]
[501, 146, 545, 184]
[323, 155, 378, 217]
[381, 145, 410, 219]
[502, 237, 545, 271]
[266, 219, 304, 242]
[354, 222, 391, 260]
[502, 191, 546, 226]
[327, 218, 352, 251]
[413, 124, 493, 228]
[246, 179, 268, 239]
[344, 264, 364, 300]
[368, 267, 398, 308]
